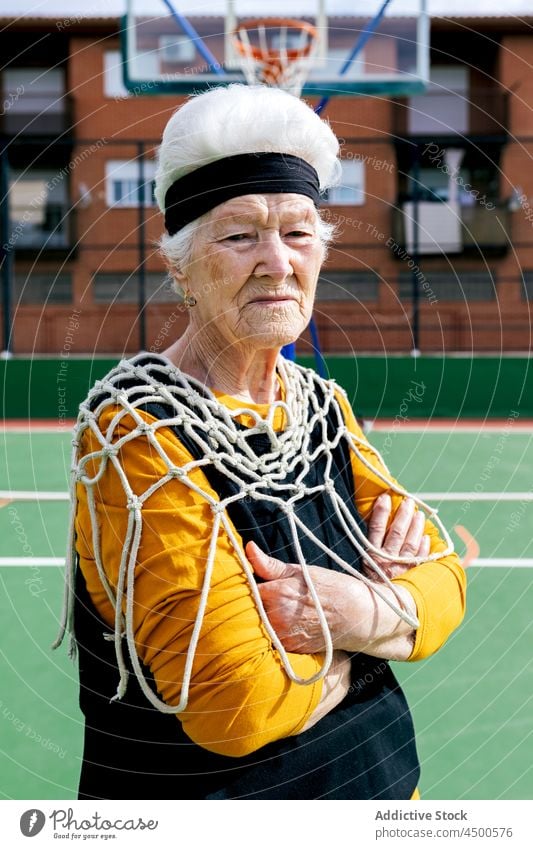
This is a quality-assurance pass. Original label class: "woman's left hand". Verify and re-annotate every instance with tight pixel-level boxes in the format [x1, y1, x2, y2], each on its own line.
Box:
[366, 494, 430, 580]
[246, 540, 416, 658]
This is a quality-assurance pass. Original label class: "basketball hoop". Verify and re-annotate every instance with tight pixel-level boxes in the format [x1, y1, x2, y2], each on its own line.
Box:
[232, 18, 319, 96]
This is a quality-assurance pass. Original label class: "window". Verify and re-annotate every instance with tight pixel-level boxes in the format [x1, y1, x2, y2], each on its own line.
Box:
[2, 67, 66, 134]
[271, 30, 309, 51]
[408, 167, 459, 203]
[323, 160, 364, 206]
[103, 51, 130, 98]
[316, 271, 378, 302]
[93, 273, 177, 303]
[9, 170, 70, 249]
[399, 271, 495, 302]
[408, 65, 469, 136]
[13, 272, 72, 304]
[521, 271, 533, 301]
[402, 147, 498, 207]
[309, 47, 365, 80]
[105, 159, 157, 208]
[159, 35, 196, 64]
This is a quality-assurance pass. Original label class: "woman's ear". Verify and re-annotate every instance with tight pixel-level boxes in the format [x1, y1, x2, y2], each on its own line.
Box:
[172, 266, 187, 285]
[161, 255, 188, 296]
[171, 269, 187, 295]
[168, 269, 187, 299]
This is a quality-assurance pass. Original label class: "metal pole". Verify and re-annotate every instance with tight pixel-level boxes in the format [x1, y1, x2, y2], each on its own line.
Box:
[309, 316, 327, 378]
[411, 147, 420, 355]
[138, 141, 146, 352]
[0, 141, 13, 356]
[162, 0, 224, 74]
[315, 0, 393, 115]
[418, 0, 430, 88]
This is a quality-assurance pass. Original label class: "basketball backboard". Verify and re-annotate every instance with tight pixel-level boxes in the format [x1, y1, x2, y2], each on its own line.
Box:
[123, 0, 429, 98]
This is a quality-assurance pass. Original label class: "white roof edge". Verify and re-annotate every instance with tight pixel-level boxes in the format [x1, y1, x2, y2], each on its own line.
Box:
[6, 1, 533, 20]
[5, 12, 533, 19]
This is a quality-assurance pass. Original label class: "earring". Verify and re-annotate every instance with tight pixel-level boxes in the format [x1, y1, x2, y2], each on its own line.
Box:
[183, 291, 197, 308]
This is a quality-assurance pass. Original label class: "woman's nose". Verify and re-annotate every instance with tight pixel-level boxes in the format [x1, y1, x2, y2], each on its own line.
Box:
[254, 235, 293, 281]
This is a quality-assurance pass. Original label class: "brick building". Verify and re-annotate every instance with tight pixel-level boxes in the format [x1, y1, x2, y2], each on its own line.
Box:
[1, 5, 533, 355]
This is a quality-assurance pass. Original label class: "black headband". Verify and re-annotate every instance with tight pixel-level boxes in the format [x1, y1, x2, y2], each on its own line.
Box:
[164, 152, 321, 235]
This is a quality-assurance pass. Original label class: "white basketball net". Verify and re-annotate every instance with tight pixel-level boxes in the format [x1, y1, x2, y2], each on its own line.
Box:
[233, 21, 319, 96]
[55, 354, 453, 713]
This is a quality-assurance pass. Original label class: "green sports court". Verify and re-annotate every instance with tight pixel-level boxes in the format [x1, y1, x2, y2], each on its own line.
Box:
[1, 410, 531, 800]
[2, 0, 533, 807]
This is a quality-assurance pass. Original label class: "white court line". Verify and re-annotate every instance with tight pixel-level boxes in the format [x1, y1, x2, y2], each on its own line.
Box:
[0, 427, 72, 434]
[418, 492, 533, 501]
[474, 559, 533, 568]
[0, 557, 64, 567]
[0, 491, 69, 501]
[369, 424, 533, 433]
[3, 423, 532, 435]
[0, 556, 531, 568]
[2, 490, 533, 503]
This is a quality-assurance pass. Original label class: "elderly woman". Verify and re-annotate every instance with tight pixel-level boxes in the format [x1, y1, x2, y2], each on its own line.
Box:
[58, 85, 466, 800]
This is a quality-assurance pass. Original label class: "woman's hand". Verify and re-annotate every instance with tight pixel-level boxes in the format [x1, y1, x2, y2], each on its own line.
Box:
[299, 650, 351, 733]
[247, 540, 365, 652]
[246, 539, 417, 660]
[366, 495, 430, 580]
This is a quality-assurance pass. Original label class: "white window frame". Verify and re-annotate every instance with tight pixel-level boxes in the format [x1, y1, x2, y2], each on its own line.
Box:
[324, 159, 365, 206]
[103, 50, 130, 99]
[105, 159, 157, 208]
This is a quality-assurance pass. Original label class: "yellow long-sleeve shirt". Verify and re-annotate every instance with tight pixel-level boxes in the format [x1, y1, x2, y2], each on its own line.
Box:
[75, 382, 466, 759]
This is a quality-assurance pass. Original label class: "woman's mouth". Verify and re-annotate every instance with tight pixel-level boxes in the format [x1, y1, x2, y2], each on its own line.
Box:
[248, 295, 297, 305]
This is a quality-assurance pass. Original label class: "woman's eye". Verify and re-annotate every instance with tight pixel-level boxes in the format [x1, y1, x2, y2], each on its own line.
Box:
[224, 233, 252, 242]
[287, 230, 312, 238]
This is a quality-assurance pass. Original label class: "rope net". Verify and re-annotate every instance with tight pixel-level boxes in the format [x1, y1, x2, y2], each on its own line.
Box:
[232, 19, 319, 95]
[54, 354, 454, 713]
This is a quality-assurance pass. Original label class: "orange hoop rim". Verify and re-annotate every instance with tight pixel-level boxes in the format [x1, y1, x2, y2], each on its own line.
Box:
[232, 17, 319, 61]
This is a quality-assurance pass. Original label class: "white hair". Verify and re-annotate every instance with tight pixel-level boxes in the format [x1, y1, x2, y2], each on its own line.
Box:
[155, 84, 341, 277]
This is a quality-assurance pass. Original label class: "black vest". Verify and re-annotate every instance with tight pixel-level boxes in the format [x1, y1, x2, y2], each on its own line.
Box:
[75, 359, 420, 799]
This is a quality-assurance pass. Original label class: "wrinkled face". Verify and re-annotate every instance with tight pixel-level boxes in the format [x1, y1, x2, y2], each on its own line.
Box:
[175, 193, 325, 351]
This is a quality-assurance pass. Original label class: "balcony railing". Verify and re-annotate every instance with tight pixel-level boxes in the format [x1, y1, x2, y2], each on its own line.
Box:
[391, 201, 510, 256]
[10, 203, 76, 253]
[393, 88, 509, 138]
